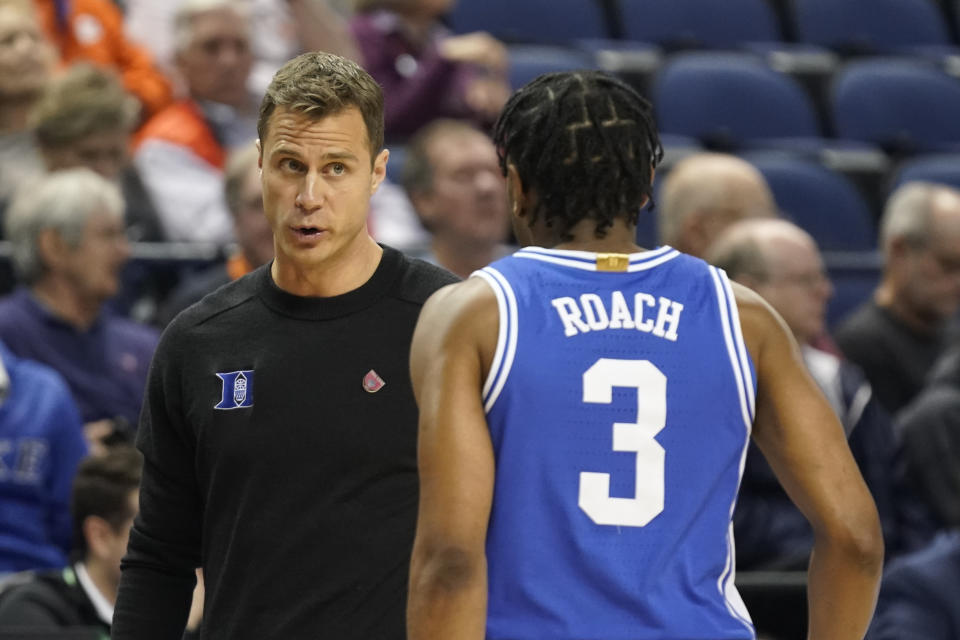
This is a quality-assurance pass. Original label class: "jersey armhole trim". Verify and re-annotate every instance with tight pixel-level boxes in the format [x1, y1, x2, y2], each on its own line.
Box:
[472, 268, 518, 412]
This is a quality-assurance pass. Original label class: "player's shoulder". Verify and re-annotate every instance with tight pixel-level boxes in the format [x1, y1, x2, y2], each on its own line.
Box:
[389, 250, 461, 306]
[417, 276, 499, 338]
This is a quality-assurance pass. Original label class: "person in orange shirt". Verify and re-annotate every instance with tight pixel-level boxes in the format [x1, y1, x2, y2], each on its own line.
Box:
[32, 0, 172, 119]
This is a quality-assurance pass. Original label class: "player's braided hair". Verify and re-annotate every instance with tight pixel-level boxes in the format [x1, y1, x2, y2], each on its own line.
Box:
[493, 71, 663, 241]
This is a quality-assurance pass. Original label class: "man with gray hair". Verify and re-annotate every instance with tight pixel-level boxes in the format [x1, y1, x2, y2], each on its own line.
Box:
[0, 168, 158, 440]
[133, 0, 257, 244]
[709, 219, 908, 571]
[658, 152, 777, 258]
[836, 182, 960, 414]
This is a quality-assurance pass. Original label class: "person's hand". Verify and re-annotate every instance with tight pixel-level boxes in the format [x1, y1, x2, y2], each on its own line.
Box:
[465, 75, 511, 121]
[440, 32, 509, 74]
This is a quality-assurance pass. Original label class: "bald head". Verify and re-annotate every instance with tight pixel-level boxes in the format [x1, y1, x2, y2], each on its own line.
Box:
[709, 219, 832, 344]
[659, 153, 776, 258]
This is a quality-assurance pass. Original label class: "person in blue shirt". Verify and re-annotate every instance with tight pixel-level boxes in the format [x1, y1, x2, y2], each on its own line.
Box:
[406, 71, 883, 640]
[0, 168, 158, 441]
[0, 339, 88, 573]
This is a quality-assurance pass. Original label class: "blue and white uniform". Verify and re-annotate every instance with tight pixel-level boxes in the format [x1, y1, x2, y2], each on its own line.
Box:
[475, 246, 756, 640]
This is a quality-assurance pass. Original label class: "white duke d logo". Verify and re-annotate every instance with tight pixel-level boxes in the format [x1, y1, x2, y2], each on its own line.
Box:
[215, 370, 255, 409]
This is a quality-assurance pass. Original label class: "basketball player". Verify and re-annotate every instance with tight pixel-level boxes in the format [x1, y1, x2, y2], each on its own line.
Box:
[406, 71, 883, 640]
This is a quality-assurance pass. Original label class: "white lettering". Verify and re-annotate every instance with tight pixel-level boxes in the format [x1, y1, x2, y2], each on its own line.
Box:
[653, 297, 684, 342]
[609, 291, 635, 329]
[580, 294, 610, 331]
[552, 297, 591, 337]
[634, 293, 656, 333]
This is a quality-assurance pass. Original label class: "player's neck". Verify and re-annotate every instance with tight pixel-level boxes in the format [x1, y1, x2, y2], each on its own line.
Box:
[551, 218, 645, 255]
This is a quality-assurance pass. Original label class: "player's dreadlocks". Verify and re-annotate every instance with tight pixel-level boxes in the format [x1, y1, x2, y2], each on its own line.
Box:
[493, 71, 663, 241]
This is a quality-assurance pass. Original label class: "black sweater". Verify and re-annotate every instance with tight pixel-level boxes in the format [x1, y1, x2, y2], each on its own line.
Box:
[112, 247, 457, 639]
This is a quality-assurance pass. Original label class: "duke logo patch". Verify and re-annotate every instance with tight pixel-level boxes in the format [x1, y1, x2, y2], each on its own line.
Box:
[363, 369, 386, 393]
[215, 370, 254, 410]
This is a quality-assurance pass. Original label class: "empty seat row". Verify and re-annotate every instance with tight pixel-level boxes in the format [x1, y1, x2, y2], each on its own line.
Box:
[448, 0, 959, 56]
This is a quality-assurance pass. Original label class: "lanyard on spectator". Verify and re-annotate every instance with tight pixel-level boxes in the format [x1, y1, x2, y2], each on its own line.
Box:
[0, 351, 8, 408]
[54, 0, 71, 31]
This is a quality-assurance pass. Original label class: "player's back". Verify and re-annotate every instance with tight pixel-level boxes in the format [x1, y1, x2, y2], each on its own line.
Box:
[476, 246, 756, 640]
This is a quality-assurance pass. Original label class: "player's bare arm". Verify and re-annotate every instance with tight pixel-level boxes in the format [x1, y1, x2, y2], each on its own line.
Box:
[734, 282, 884, 640]
[408, 278, 500, 640]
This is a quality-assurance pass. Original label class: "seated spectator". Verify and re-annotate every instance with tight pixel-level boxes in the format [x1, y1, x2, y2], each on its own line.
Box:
[350, 0, 510, 141]
[658, 152, 777, 259]
[0, 446, 141, 633]
[866, 530, 960, 640]
[0, 168, 158, 433]
[134, 0, 257, 244]
[401, 119, 511, 277]
[125, 0, 360, 97]
[31, 63, 163, 242]
[156, 144, 273, 327]
[31, 0, 172, 120]
[897, 343, 960, 531]
[709, 219, 908, 568]
[0, 0, 54, 215]
[836, 182, 960, 414]
[0, 339, 87, 574]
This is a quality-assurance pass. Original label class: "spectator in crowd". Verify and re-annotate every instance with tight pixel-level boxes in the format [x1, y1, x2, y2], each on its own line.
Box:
[0, 168, 158, 437]
[0, 447, 141, 634]
[658, 152, 777, 259]
[156, 144, 274, 327]
[709, 219, 909, 569]
[350, 0, 510, 141]
[0, 0, 54, 214]
[897, 344, 960, 532]
[868, 370, 960, 640]
[31, 0, 172, 120]
[836, 182, 960, 414]
[31, 63, 163, 242]
[124, 0, 359, 96]
[134, 0, 257, 245]
[866, 530, 960, 640]
[0, 339, 87, 574]
[401, 119, 511, 277]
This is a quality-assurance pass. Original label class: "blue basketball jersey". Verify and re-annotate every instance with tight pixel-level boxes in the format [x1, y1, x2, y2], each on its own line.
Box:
[475, 246, 756, 640]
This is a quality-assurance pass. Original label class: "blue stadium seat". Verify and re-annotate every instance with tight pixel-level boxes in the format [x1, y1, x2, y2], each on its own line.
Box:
[653, 53, 821, 148]
[743, 153, 878, 251]
[621, 0, 781, 49]
[507, 45, 596, 90]
[832, 59, 960, 153]
[793, 0, 953, 54]
[889, 153, 960, 193]
[826, 263, 881, 329]
[446, 0, 609, 44]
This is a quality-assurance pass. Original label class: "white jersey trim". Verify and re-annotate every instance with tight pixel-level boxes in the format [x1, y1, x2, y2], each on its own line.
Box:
[709, 266, 756, 636]
[514, 245, 681, 272]
[472, 267, 519, 412]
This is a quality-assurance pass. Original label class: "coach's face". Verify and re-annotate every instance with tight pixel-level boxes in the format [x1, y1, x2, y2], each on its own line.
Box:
[258, 106, 387, 279]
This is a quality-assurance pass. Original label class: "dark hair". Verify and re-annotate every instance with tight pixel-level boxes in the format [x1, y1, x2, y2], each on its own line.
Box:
[493, 71, 663, 240]
[257, 52, 384, 160]
[71, 447, 142, 559]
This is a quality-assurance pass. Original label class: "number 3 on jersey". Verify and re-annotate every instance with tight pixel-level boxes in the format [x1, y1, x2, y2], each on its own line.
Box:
[579, 358, 666, 527]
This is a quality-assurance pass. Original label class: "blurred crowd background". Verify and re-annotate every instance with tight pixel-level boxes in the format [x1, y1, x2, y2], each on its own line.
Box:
[1, 0, 960, 638]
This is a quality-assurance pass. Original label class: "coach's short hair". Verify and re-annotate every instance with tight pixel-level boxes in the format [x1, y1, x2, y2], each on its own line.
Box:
[4, 168, 124, 284]
[257, 52, 384, 160]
